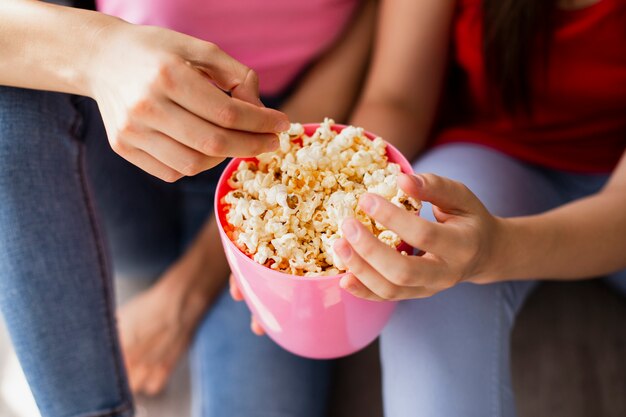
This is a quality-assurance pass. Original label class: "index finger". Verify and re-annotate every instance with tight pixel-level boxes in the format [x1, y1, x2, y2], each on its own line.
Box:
[182, 38, 263, 105]
[359, 193, 453, 255]
[163, 58, 290, 133]
[229, 274, 244, 301]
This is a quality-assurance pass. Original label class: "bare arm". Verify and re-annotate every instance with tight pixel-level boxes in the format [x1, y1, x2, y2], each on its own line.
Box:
[0, 0, 110, 95]
[335, 151, 626, 302]
[350, 0, 456, 160]
[117, 214, 230, 395]
[0, 0, 287, 182]
[497, 151, 626, 281]
[279, 0, 376, 124]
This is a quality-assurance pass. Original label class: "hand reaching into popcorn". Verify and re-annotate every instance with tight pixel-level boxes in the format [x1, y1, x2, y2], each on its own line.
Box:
[335, 167, 626, 301]
[226, 171, 491, 333]
[231, 164, 626, 329]
[333, 172, 501, 300]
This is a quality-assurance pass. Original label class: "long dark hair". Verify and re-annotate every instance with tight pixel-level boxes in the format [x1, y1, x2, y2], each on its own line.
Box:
[482, 0, 554, 115]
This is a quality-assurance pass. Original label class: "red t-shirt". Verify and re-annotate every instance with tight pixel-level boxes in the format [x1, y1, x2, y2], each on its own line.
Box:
[436, 0, 626, 173]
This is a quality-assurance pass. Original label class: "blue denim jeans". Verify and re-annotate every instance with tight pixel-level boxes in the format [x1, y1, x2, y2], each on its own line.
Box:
[1, 85, 623, 417]
[0, 86, 332, 417]
[380, 143, 625, 417]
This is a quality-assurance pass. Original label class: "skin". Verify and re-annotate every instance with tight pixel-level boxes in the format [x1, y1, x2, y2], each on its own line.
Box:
[0, 0, 290, 183]
[0, 0, 374, 396]
[337, 0, 626, 299]
[233, 0, 626, 331]
[117, 218, 229, 395]
[116, 0, 377, 395]
[334, 159, 626, 301]
[280, 0, 376, 124]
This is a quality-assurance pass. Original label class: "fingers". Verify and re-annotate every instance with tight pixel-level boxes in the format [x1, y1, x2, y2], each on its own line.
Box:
[131, 129, 224, 177]
[163, 58, 289, 134]
[337, 218, 445, 291]
[229, 274, 244, 301]
[126, 334, 185, 396]
[228, 275, 264, 335]
[151, 100, 279, 157]
[144, 337, 188, 396]
[339, 274, 385, 302]
[358, 193, 452, 255]
[143, 364, 169, 396]
[333, 237, 409, 301]
[399, 173, 480, 216]
[182, 38, 263, 105]
[251, 316, 265, 336]
[128, 364, 151, 395]
[111, 145, 184, 183]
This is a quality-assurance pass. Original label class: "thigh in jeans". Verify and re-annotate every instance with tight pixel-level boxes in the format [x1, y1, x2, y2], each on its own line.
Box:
[191, 290, 333, 417]
[0, 87, 133, 417]
[381, 144, 567, 417]
[179, 164, 334, 417]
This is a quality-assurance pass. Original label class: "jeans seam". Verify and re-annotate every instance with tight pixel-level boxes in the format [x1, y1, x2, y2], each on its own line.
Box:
[71, 98, 133, 414]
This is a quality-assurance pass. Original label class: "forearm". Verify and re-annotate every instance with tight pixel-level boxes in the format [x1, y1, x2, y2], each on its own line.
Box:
[350, 99, 429, 160]
[0, 0, 121, 95]
[280, 0, 375, 123]
[495, 181, 626, 281]
[350, 0, 455, 161]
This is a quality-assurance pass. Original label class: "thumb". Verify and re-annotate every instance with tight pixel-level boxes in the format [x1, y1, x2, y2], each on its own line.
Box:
[183, 38, 263, 106]
[398, 173, 480, 215]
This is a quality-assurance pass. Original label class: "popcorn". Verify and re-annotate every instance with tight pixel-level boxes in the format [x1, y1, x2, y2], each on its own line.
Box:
[222, 119, 421, 276]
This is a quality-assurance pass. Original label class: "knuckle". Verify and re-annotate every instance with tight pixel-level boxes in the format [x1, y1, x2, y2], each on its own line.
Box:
[250, 134, 272, 155]
[244, 68, 259, 85]
[421, 172, 438, 187]
[203, 41, 220, 55]
[162, 171, 182, 183]
[216, 103, 239, 128]
[180, 164, 196, 177]
[203, 133, 227, 155]
[376, 204, 393, 224]
[155, 56, 182, 92]
[181, 156, 206, 176]
[415, 226, 436, 249]
[109, 136, 128, 154]
[438, 279, 456, 292]
[379, 286, 399, 301]
[353, 236, 374, 257]
[131, 97, 157, 119]
[251, 141, 266, 156]
[390, 263, 414, 286]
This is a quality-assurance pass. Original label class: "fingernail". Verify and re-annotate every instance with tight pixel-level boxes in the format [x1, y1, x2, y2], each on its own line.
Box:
[359, 194, 378, 214]
[342, 220, 359, 241]
[266, 135, 279, 151]
[275, 120, 290, 132]
[334, 240, 352, 258]
[339, 277, 350, 289]
[412, 174, 424, 187]
[339, 276, 355, 291]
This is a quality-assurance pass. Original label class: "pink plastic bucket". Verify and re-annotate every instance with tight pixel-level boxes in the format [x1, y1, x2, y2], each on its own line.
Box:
[215, 124, 414, 359]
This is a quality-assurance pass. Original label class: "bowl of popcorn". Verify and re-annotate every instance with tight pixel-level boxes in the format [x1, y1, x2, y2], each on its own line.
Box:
[215, 119, 420, 359]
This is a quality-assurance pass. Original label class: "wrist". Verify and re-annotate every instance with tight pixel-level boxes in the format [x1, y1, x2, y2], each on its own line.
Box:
[488, 217, 526, 282]
[80, 14, 128, 97]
